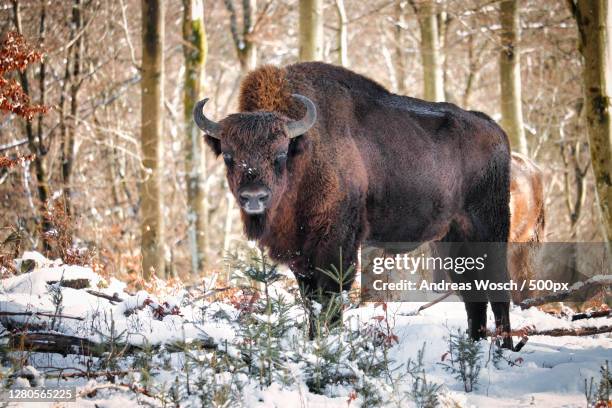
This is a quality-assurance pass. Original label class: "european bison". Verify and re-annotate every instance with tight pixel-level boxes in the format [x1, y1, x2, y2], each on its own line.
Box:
[508, 152, 546, 303]
[194, 62, 513, 347]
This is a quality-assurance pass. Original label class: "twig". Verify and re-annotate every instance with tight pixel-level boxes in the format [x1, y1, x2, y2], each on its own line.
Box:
[118, 0, 139, 70]
[398, 291, 453, 316]
[0, 138, 29, 152]
[86, 290, 124, 303]
[191, 286, 233, 302]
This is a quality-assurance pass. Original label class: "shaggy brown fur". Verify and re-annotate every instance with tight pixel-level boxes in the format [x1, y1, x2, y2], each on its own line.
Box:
[201, 62, 513, 347]
[508, 152, 546, 303]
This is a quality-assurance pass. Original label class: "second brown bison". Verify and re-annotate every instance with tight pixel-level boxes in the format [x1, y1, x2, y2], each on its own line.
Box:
[508, 152, 546, 304]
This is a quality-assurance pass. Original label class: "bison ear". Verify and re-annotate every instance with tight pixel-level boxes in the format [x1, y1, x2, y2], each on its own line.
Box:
[288, 134, 310, 158]
[204, 135, 222, 156]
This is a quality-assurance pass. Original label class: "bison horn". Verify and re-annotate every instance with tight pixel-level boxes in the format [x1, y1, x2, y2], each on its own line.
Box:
[193, 98, 220, 139]
[287, 94, 317, 138]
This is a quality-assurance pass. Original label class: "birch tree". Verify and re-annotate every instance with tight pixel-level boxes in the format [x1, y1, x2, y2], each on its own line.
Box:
[409, 0, 444, 102]
[140, 0, 165, 280]
[499, 0, 528, 155]
[569, 0, 612, 248]
[299, 0, 323, 61]
[182, 0, 208, 276]
[394, 0, 408, 94]
[334, 0, 348, 67]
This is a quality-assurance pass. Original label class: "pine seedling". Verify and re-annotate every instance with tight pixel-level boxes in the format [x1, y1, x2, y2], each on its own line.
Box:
[47, 281, 64, 331]
[315, 248, 357, 324]
[597, 360, 611, 404]
[406, 343, 441, 408]
[230, 250, 297, 387]
[586, 360, 612, 407]
[133, 341, 155, 390]
[438, 329, 482, 392]
[94, 310, 128, 372]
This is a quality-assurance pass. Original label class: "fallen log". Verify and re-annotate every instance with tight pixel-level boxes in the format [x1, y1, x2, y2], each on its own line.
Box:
[77, 382, 159, 401]
[487, 325, 612, 338]
[519, 276, 612, 309]
[0, 311, 84, 321]
[522, 325, 611, 337]
[3, 331, 216, 357]
[44, 368, 139, 379]
[6, 332, 119, 357]
[47, 278, 90, 289]
[571, 309, 611, 321]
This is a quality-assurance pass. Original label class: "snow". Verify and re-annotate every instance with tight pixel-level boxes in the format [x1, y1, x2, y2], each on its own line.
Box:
[0, 253, 610, 407]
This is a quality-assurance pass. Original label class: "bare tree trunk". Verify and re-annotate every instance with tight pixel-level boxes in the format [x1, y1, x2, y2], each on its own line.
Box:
[438, 9, 455, 104]
[299, 0, 323, 61]
[224, 0, 257, 72]
[560, 110, 589, 238]
[411, 0, 444, 101]
[499, 0, 528, 155]
[462, 34, 476, 108]
[334, 0, 348, 67]
[394, 0, 407, 94]
[140, 0, 165, 280]
[571, 0, 612, 250]
[182, 0, 209, 276]
[60, 0, 83, 219]
[11, 0, 52, 252]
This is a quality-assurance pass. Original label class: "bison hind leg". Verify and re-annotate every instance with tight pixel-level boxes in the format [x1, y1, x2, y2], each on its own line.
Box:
[465, 152, 513, 348]
[440, 222, 490, 342]
[443, 152, 513, 347]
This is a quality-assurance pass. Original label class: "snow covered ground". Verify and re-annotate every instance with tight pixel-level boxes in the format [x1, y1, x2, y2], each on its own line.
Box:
[0, 252, 610, 407]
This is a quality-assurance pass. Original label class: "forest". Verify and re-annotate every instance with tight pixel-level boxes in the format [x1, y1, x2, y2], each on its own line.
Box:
[0, 0, 611, 407]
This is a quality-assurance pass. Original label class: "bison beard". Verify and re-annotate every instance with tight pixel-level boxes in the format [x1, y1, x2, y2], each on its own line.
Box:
[194, 62, 515, 349]
[243, 213, 268, 240]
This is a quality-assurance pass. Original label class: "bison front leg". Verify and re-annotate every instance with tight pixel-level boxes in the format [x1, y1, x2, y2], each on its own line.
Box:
[464, 302, 488, 340]
[294, 249, 358, 339]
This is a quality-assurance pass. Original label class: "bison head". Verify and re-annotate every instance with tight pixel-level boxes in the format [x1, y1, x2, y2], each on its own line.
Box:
[193, 94, 316, 239]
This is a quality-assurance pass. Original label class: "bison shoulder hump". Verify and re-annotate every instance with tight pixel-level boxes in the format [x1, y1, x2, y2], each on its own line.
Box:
[239, 65, 291, 113]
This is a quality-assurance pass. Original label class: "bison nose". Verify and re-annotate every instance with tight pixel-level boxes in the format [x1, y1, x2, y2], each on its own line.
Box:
[238, 187, 270, 214]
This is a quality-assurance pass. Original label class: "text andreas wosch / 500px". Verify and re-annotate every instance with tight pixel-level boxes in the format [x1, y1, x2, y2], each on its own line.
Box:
[371, 279, 570, 292]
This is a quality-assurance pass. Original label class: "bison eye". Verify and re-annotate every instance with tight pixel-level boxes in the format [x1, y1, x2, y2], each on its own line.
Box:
[274, 152, 287, 174]
[222, 152, 233, 166]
